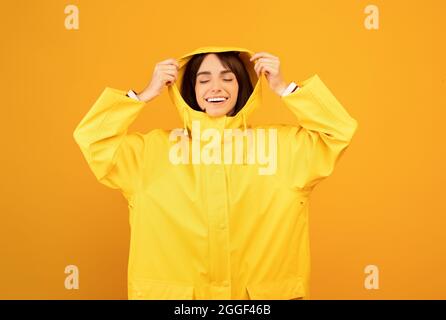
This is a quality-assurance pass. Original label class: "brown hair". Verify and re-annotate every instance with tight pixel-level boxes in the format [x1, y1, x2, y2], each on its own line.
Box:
[180, 51, 254, 117]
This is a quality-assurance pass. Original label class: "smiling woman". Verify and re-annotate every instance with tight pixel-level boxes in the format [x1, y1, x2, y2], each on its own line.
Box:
[73, 46, 358, 300]
[181, 51, 253, 117]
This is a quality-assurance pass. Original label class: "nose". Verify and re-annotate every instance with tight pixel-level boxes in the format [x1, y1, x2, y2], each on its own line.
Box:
[210, 79, 223, 92]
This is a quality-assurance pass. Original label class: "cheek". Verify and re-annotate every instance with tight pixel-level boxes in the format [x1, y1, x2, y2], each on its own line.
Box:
[195, 87, 202, 100]
[195, 87, 206, 108]
[229, 83, 239, 98]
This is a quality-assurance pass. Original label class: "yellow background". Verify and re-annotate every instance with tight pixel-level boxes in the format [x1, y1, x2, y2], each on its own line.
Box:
[0, 0, 444, 299]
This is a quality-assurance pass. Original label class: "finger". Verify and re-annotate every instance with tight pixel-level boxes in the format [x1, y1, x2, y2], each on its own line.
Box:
[159, 63, 179, 71]
[165, 74, 176, 85]
[159, 59, 180, 69]
[160, 58, 179, 65]
[260, 65, 277, 76]
[162, 70, 177, 78]
[254, 62, 277, 76]
[255, 55, 279, 63]
[158, 68, 178, 79]
[254, 61, 275, 73]
[255, 57, 279, 65]
[261, 65, 270, 74]
[158, 65, 179, 71]
[164, 74, 177, 83]
[250, 52, 278, 62]
[254, 62, 262, 76]
[254, 61, 278, 72]
[253, 59, 278, 73]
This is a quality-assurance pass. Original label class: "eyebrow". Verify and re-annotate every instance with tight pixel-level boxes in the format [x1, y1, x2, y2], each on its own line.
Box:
[196, 70, 233, 77]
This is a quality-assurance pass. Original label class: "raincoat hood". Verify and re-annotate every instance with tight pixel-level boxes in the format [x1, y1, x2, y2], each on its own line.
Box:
[167, 46, 263, 139]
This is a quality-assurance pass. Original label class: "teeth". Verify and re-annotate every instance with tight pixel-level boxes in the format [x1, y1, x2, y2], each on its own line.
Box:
[207, 97, 227, 102]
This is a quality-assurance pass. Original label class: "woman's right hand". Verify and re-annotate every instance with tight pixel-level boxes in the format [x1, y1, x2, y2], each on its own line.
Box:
[137, 58, 179, 102]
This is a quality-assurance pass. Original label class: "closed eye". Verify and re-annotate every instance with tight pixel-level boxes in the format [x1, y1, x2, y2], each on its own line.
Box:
[199, 79, 233, 84]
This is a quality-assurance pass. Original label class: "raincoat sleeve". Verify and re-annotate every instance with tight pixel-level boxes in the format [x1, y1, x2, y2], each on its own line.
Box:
[280, 74, 358, 190]
[73, 87, 147, 196]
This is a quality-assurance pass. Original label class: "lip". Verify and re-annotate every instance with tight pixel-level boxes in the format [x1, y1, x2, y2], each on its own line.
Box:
[206, 100, 226, 106]
[205, 96, 229, 105]
[205, 96, 228, 101]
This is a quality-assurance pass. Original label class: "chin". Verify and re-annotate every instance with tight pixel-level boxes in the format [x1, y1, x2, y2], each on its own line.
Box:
[206, 109, 227, 118]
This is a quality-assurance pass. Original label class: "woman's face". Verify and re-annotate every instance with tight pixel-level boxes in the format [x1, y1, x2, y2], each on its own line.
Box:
[195, 53, 239, 117]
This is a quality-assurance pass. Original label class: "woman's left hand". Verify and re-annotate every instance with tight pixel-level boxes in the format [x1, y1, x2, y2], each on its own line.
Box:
[250, 52, 288, 96]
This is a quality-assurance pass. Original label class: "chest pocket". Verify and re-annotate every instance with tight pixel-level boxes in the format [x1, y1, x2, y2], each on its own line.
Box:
[129, 278, 195, 300]
[246, 275, 306, 300]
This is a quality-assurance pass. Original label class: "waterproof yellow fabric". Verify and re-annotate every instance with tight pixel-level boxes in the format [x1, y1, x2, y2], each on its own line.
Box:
[73, 46, 358, 300]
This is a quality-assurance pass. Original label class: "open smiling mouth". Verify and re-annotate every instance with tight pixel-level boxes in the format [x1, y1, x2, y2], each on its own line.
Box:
[205, 97, 228, 105]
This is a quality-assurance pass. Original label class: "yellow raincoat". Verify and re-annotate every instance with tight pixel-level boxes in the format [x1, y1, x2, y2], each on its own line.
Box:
[73, 46, 358, 300]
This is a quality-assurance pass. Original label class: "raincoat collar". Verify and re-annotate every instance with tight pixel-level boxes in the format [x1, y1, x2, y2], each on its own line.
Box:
[167, 46, 263, 142]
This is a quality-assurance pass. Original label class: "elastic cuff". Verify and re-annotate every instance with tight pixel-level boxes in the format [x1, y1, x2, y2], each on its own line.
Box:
[281, 82, 299, 97]
[126, 89, 140, 101]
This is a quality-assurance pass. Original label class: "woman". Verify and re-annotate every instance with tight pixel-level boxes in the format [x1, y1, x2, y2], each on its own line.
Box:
[73, 46, 358, 300]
